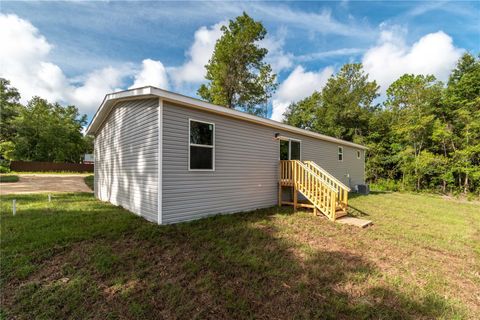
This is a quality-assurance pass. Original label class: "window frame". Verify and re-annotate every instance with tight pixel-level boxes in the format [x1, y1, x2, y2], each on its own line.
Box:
[338, 146, 344, 162]
[356, 149, 361, 159]
[188, 118, 215, 171]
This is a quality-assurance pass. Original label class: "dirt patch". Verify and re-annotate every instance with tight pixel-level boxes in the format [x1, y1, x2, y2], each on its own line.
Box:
[0, 174, 92, 195]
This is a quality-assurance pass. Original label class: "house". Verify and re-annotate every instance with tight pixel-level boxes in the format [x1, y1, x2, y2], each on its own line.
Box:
[86, 86, 367, 224]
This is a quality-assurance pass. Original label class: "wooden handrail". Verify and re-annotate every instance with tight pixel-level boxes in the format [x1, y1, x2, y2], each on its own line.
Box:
[303, 161, 351, 191]
[280, 160, 340, 220]
[303, 160, 350, 210]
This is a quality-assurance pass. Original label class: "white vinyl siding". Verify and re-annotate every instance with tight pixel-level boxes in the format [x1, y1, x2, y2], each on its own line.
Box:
[94, 99, 159, 222]
[162, 102, 365, 224]
[93, 97, 365, 225]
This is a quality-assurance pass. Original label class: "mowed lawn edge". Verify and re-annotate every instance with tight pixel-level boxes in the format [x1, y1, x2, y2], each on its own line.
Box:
[1, 192, 479, 319]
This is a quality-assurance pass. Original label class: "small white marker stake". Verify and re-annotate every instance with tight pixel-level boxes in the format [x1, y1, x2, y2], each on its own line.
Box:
[12, 199, 16, 215]
[48, 194, 51, 202]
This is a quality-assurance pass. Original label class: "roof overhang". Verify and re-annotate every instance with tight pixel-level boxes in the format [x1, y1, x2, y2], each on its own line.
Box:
[86, 86, 368, 150]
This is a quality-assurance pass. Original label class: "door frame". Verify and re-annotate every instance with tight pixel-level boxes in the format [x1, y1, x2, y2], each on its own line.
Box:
[279, 137, 302, 160]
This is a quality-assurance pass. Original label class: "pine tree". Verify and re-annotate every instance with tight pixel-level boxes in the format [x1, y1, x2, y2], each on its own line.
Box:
[198, 13, 277, 117]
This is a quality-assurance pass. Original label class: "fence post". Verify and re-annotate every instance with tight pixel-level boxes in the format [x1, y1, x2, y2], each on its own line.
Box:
[12, 199, 16, 215]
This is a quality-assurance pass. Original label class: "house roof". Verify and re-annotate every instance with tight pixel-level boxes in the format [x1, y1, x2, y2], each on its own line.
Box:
[85, 86, 367, 150]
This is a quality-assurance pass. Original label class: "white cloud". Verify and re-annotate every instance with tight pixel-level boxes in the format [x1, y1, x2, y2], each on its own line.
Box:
[4, 12, 466, 126]
[130, 59, 169, 90]
[1, 13, 220, 115]
[70, 67, 127, 113]
[248, 3, 374, 38]
[168, 20, 295, 94]
[0, 14, 51, 64]
[201, 2, 373, 38]
[296, 48, 364, 62]
[0, 13, 130, 115]
[169, 22, 224, 87]
[0, 14, 64, 102]
[362, 26, 464, 92]
[271, 66, 333, 122]
[260, 28, 294, 74]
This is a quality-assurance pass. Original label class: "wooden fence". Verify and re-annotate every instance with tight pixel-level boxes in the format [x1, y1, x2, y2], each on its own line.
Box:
[10, 161, 94, 172]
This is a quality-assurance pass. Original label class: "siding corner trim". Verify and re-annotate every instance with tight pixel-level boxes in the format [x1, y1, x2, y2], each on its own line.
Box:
[157, 98, 163, 225]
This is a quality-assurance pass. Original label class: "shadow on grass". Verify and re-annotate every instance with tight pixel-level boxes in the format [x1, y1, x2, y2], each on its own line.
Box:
[347, 204, 370, 217]
[1, 195, 463, 319]
[348, 190, 391, 200]
[345, 191, 392, 217]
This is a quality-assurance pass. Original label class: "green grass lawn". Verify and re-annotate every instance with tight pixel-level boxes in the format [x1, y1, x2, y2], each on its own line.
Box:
[1, 192, 479, 319]
[84, 175, 94, 190]
[0, 175, 19, 183]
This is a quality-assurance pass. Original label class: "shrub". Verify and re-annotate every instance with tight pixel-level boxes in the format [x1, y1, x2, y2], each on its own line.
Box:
[369, 179, 404, 192]
[0, 165, 11, 173]
[0, 175, 19, 183]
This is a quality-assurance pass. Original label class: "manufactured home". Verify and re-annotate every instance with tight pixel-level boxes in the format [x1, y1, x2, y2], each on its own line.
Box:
[86, 86, 367, 224]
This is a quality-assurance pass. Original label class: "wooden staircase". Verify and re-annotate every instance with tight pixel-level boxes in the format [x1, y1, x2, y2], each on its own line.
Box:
[279, 160, 351, 221]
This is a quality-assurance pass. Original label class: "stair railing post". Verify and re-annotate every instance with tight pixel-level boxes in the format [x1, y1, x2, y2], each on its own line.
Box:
[278, 160, 282, 207]
[293, 161, 298, 211]
[331, 191, 337, 221]
[344, 189, 348, 209]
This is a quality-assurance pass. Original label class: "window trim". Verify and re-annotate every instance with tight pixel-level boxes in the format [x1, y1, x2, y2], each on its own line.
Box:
[188, 118, 215, 171]
[338, 146, 344, 162]
[279, 137, 302, 161]
[356, 149, 361, 159]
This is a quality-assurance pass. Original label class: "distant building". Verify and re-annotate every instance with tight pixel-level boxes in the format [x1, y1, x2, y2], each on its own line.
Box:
[83, 154, 94, 164]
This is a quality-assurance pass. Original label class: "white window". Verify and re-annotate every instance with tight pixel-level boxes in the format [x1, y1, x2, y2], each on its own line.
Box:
[338, 146, 343, 162]
[357, 150, 361, 159]
[189, 119, 215, 171]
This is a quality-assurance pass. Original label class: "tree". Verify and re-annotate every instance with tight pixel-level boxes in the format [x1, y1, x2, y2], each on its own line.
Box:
[448, 53, 478, 86]
[0, 78, 23, 143]
[385, 74, 442, 190]
[364, 108, 401, 183]
[284, 63, 379, 143]
[198, 13, 277, 117]
[320, 63, 380, 142]
[83, 134, 94, 154]
[284, 55, 479, 194]
[444, 53, 480, 192]
[12, 97, 88, 163]
[283, 91, 322, 131]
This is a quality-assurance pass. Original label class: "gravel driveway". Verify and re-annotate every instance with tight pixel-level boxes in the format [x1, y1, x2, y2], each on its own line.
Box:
[0, 174, 93, 195]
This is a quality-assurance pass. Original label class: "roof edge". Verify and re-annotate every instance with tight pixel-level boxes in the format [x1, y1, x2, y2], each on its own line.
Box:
[86, 86, 368, 150]
[85, 86, 155, 135]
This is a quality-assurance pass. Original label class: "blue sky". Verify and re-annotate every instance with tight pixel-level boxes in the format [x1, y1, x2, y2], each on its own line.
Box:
[1, 1, 479, 121]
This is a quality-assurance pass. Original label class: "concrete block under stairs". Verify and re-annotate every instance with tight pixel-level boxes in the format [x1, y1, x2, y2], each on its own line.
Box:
[336, 216, 373, 228]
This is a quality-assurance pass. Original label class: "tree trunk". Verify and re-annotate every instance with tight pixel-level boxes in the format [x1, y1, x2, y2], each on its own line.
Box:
[464, 173, 469, 194]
